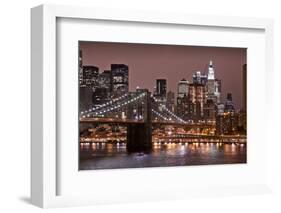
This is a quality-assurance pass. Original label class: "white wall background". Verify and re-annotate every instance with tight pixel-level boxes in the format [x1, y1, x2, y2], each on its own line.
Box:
[0, 0, 281, 212]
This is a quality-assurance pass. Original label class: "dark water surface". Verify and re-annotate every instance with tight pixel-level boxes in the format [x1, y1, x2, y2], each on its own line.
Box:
[79, 142, 246, 170]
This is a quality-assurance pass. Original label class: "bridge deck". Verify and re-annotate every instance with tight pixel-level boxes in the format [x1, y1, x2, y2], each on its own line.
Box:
[80, 118, 215, 127]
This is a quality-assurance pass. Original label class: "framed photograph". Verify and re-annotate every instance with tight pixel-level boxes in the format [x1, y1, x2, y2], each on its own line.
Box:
[78, 41, 247, 170]
[31, 4, 274, 208]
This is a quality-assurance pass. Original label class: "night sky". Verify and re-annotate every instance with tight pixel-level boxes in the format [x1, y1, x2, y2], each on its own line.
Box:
[79, 41, 246, 109]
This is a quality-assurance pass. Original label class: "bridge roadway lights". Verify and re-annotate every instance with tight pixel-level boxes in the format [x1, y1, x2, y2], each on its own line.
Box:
[126, 123, 152, 152]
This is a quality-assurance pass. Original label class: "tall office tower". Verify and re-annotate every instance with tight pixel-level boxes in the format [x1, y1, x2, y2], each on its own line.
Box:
[177, 78, 189, 98]
[215, 103, 225, 135]
[243, 64, 247, 110]
[111, 64, 129, 97]
[176, 79, 189, 120]
[214, 79, 222, 101]
[98, 70, 111, 94]
[188, 83, 206, 120]
[156, 79, 167, 97]
[216, 103, 225, 115]
[176, 94, 190, 121]
[166, 91, 175, 112]
[215, 102, 238, 135]
[215, 114, 224, 135]
[154, 79, 167, 104]
[93, 70, 112, 104]
[226, 93, 237, 133]
[224, 93, 235, 113]
[192, 71, 208, 85]
[82, 65, 99, 87]
[217, 112, 238, 135]
[206, 61, 221, 104]
[203, 99, 216, 122]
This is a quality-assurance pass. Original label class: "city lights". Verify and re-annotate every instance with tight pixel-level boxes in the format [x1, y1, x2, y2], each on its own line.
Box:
[79, 42, 247, 170]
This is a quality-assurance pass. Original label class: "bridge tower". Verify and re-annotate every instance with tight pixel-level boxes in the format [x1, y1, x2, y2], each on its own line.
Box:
[127, 90, 152, 152]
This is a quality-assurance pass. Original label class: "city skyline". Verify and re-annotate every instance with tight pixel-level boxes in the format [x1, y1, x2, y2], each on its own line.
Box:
[80, 41, 246, 109]
[79, 41, 247, 170]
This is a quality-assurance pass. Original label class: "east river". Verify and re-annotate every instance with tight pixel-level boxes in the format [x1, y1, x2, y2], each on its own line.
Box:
[79, 142, 246, 170]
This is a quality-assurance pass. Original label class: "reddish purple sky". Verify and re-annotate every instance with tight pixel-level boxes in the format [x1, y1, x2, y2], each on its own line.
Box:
[80, 41, 246, 109]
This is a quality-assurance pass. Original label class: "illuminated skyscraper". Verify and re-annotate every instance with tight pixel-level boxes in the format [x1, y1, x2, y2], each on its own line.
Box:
[176, 94, 190, 120]
[166, 91, 175, 112]
[216, 93, 238, 135]
[154, 79, 167, 104]
[111, 64, 129, 97]
[93, 70, 112, 104]
[176, 79, 190, 119]
[177, 78, 189, 98]
[156, 79, 167, 97]
[98, 70, 111, 94]
[203, 99, 216, 122]
[82, 65, 99, 87]
[224, 93, 235, 113]
[188, 83, 206, 120]
[192, 71, 207, 85]
[216, 103, 225, 115]
[206, 60, 221, 104]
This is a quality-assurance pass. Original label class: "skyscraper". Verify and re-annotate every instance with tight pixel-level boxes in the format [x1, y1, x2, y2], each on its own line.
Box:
[82, 65, 99, 87]
[98, 70, 111, 94]
[176, 94, 190, 120]
[224, 93, 235, 113]
[93, 70, 112, 104]
[111, 64, 129, 97]
[156, 79, 167, 97]
[188, 83, 206, 120]
[192, 71, 207, 85]
[215, 93, 238, 135]
[166, 91, 175, 112]
[215, 79, 222, 98]
[216, 103, 225, 115]
[203, 99, 216, 122]
[177, 78, 189, 98]
[206, 61, 221, 104]
[176, 79, 190, 119]
[154, 79, 167, 104]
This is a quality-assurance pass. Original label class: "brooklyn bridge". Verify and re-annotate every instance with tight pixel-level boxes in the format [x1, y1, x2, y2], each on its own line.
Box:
[80, 90, 246, 152]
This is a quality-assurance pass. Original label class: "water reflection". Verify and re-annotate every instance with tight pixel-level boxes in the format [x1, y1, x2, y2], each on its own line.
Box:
[80, 142, 246, 170]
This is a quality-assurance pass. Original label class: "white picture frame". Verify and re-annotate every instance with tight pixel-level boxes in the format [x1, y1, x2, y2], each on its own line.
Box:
[31, 4, 274, 208]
